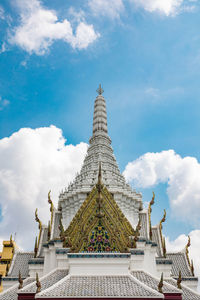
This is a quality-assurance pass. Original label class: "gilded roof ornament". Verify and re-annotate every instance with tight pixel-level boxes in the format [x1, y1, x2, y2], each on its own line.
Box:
[177, 270, 182, 289]
[48, 190, 54, 237]
[159, 209, 167, 257]
[159, 209, 166, 230]
[35, 209, 42, 230]
[36, 273, 41, 293]
[163, 237, 166, 258]
[148, 192, 155, 240]
[191, 259, 194, 276]
[96, 84, 104, 95]
[10, 234, 13, 247]
[149, 192, 155, 209]
[48, 190, 54, 213]
[48, 221, 51, 241]
[34, 236, 38, 258]
[158, 272, 163, 293]
[64, 184, 135, 253]
[35, 209, 42, 250]
[18, 271, 23, 289]
[185, 235, 191, 267]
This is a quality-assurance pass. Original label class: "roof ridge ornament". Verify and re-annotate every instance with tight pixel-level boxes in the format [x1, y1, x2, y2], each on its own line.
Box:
[185, 235, 191, 269]
[36, 272, 41, 293]
[18, 271, 23, 289]
[148, 192, 155, 240]
[158, 272, 163, 293]
[96, 84, 104, 95]
[177, 270, 182, 289]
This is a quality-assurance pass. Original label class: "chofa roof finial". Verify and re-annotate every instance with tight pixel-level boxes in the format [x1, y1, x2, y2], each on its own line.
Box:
[148, 192, 155, 240]
[177, 270, 182, 289]
[158, 272, 163, 293]
[185, 235, 191, 267]
[36, 272, 41, 293]
[18, 271, 23, 289]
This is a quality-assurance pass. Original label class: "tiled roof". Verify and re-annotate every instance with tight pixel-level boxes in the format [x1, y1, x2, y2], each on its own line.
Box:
[7, 252, 34, 278]
[19, 269, 68, 294]
[152, 227, 162, 256]
[131, 270, 181, 294]
[139, 212, 148, 239]
[0, 277, 34, 300]
[36, 275, 163, 298]
[51, 211, 61, 239]
[166, 253, 192, 277]
[165, 278, 200, 300]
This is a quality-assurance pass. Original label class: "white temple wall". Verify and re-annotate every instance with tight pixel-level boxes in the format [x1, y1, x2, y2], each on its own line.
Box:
[28, 263, 43, 278]
[43, 248, 51, 275]
[143, 245, 157, 277]
[68, 257, 130, 276]
[181, 280, 198, 291]
[156, 264, 172, 278]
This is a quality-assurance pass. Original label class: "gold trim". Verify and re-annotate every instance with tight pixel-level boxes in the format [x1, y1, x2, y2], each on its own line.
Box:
[159, 209, 166, 257]
[48, 190, 54, 231]
[158, 273, 163, 293]
[148, 192, 155, 240]
[185, 235, 191, 267]
[177, 271, 182, 289]
[35, 209, 42, 249]
[34, 236, 38, 258]
[64, 184, 135, 253]
[191, 259, 194, 276]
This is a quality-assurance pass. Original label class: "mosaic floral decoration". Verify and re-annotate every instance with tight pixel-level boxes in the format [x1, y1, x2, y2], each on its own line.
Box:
[84, 220, 116, 252]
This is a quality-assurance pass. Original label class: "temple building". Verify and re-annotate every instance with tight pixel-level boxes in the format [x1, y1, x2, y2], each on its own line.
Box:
[0, 85, 200, 300]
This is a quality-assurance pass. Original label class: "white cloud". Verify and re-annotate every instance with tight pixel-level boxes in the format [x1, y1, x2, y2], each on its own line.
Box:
[0, 42, 6, 54]
[10, 0, 99, 55]
[123, 150, 200, 225]
[0, 5, 5, 20]
[131, 0, 190, 16]
[145, 87, 160, 98]
[166, 230, 200, 290]
[88, 0, 124, 19]
[0, 96, 10, 110]
[0, 126, 88, 250]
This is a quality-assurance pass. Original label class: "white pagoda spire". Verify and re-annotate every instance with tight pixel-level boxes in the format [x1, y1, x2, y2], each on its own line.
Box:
[59, 85, 142, 228]
[92, 84, 108, 136]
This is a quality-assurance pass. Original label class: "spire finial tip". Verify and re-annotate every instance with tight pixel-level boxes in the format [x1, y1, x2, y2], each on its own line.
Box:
[96, 84, 104, 95]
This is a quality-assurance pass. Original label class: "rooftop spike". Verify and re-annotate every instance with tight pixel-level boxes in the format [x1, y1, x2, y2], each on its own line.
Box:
[96, 84, 104, 95]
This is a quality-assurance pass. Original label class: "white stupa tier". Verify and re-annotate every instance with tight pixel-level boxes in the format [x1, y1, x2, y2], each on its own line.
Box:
[59, 89, 142, 229]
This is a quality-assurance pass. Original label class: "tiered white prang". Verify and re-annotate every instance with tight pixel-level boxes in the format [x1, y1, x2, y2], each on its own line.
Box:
[58, 88, 142, 229]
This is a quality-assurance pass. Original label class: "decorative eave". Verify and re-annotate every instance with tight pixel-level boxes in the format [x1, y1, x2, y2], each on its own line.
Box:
[62, 171, 136, 253]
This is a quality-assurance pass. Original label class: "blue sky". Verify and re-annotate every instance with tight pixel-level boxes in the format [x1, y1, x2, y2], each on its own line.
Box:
[1, 0, 200, 260]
